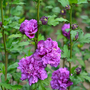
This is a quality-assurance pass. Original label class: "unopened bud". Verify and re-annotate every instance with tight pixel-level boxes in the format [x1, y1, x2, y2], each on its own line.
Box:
[40, 16, 48, 25]
[60, 9, 66, 16]
[71, 24, 78, 30]
[65, 5, 70, 10]
[75, 67, 82, 75]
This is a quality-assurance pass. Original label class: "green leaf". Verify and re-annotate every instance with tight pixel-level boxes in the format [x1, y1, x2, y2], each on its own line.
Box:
[11, 72, 21, 82]
[58, 0, 69, 7]
[12, 85, 22, 90]
[0, 32, 2, 38]
[71, 66, 78, 74]
[0, 83, 22, 90]
[72, 86, 81, 90]
[61, 45, 70, 58]
[69, 0, 78, 4]
[52, 7, 60, 14]
[55, 17, 68, 22]
[18, 41, 30, 46]
[7, 62, 18, 72]
[38, 34, 45, 41]
[48, 15, 59, 26]
[78, 0, 87, 4]
[78, 30, 90, 43]
[8, 34, 22, 38]
[77, 59, 85, 67]
[71, 31, 77, 40]
[48, 15, 68, 26]
[0, 63, 5, 74]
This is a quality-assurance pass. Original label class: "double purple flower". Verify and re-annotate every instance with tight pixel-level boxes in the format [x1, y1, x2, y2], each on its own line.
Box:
[18, 38, 61, 85]
[18, 55, 47, 86]
[19, 19, 38, 39]
[50, 67, 73, 90]
[34, 38, 61, 67]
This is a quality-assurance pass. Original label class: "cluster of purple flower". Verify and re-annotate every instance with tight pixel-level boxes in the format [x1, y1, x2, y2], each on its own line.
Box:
[19, 19, 38, 39]
[18, 38, 61, 85]
[18, 55, 47, 86]
[61, 23, 78, 39]
[50, 67, 73, 90]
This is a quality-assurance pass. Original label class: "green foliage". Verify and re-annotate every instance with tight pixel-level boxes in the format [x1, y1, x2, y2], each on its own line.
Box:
[58, 0, 69, 7]
[48, 15, 68, 26]
[78, 30, 90, 43]
[61, 45, 70, 58]
[0, 83, 22, 90]
[7, 62, 18, 72]
[0, 63, 5, 74]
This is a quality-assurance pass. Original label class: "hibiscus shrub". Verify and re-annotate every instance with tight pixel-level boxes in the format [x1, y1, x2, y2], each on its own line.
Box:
[0, 0, 90, 90]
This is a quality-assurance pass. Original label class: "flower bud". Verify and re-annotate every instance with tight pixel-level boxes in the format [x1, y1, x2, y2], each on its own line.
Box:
[0, 22, 2, 27]
[60, 9, 66, 15]
[75, 67, 82, 75]
[40, 16, 48, 25]
[65, 5, 70, 10]
[75, 33, 78, 40]
[71, 24, 78, 30]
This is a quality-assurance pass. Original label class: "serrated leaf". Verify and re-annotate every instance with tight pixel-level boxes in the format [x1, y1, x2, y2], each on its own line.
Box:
[7, 62, 18, 72]
[61, 45, 70, 58]
[71, 31, 77, 40]
[18, 41, 30, 46]
[77, 59, 85, 67]
[78, 0, 87, 4]
[8, 34, 22, 38]
[56, 17, 68, 22]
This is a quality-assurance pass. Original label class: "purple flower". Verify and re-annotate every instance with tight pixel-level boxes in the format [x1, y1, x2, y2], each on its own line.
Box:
[71, 24, 78, 30]
[60, 9, 66, 15]
[61, 24, 78, 39]
[17, 55, 47, 86]
[40, 16, 48, 25]
[0, 22, 2, 27]
[61, 23, 70, 39]
[75, 67, 82, 75]
[65, 5, 70, 10]
[34, 38, 61, 67]
[50, 68, 73, 90]
[19, 19, 38, 38]
[19, 20, 29, 34]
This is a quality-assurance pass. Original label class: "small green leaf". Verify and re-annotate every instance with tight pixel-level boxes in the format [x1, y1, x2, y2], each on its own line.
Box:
[58, 0, 69, 7]
[56, 17, 68, 22]
[52, 7, 60, 14]
[69, 0, 78, 4]
[8, 34, 22, 38]
[77, 59, 85, 67]
[7, 62, 18, 72]
[78, 0, 87, 4]
[71, 31, 77, 40]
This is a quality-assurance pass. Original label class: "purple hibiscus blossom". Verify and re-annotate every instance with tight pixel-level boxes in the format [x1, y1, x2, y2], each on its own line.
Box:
[50, 67, 73, 90]
[61, 23, 78, 39]
[33, 38, 61, 67]
[61, 23, 70, 39]
[19, 19, 38, 39]
[17, 55, 47, 86]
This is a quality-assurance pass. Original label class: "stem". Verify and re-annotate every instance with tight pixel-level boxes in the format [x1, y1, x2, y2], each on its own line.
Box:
[36, 0, 40, 49]
[68, 4, 72, 90]
[1, 0, 8, 81]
